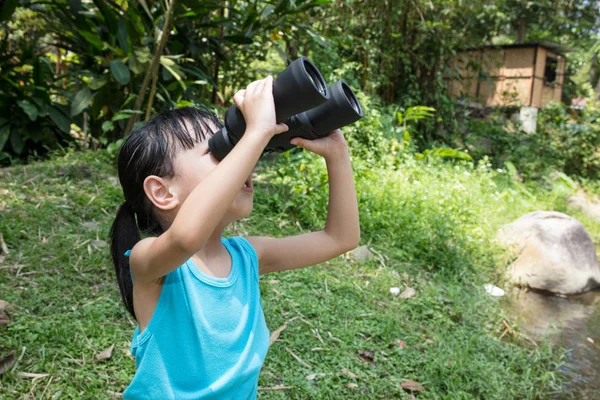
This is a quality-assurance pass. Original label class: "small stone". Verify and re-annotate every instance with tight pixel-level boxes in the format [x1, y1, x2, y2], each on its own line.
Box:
[351, 246, 374, 262]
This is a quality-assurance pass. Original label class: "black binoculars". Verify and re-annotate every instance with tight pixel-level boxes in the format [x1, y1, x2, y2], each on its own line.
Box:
[208, 57, 364, 161]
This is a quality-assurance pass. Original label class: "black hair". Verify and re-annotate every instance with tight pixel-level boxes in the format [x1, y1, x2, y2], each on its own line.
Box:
[110, 106, 223, 319]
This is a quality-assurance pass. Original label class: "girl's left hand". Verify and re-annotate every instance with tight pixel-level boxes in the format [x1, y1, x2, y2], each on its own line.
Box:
[290, 129, 348, 160]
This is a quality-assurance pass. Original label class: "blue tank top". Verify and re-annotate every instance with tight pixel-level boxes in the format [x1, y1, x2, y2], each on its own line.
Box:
[123, 237, 270, 400]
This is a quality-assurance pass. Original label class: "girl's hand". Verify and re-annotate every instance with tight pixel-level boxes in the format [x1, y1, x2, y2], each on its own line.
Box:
[233, 76, 288, 139]
[290, 129, 349, 160]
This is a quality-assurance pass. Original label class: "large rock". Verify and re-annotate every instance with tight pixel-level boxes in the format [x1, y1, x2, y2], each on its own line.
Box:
[497, 211, 600, 294]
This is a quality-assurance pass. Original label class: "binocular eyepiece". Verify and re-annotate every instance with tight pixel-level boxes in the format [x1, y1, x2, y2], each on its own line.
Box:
[208, 57, 364, 161]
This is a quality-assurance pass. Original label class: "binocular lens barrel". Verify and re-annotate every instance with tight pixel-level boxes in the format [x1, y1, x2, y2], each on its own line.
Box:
[304, 80, 364, 135]
[208, 57, 365, 161]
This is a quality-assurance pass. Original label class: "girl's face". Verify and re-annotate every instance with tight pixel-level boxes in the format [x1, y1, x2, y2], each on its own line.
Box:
[170, 139, 254, 224]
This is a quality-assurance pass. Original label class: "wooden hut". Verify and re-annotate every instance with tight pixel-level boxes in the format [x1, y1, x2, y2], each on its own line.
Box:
[446, 41, 572, 108]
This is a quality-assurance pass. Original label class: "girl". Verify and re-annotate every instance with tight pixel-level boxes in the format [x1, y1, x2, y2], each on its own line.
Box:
[110, 75, 360, 399]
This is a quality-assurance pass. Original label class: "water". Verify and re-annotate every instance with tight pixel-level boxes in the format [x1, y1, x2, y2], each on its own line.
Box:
[507, 289, 600, 399]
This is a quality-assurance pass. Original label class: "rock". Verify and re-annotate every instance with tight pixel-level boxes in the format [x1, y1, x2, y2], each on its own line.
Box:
[497, 211, 600, 294]
[567, 191, 600, 222]
[82, 221, 99, 231]
[351, 245, 374, 262]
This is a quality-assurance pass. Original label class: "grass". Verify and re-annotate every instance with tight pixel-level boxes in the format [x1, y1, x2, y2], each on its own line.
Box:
[1, 147, 598, 399]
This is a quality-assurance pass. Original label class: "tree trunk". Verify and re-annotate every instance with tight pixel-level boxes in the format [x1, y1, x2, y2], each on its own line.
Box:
[211, 6, 226, 105]
[517, 17, 526, 43]
[124, 0, 177, 134]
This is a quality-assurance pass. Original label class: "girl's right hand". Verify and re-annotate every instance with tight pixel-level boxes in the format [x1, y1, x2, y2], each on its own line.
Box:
[233, 76, 289, 139]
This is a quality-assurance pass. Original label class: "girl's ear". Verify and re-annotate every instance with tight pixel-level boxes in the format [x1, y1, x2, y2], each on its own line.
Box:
[143, 175, 180, 211]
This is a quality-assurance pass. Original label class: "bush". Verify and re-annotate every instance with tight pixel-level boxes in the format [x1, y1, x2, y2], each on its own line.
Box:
[451, 102, 600, 181]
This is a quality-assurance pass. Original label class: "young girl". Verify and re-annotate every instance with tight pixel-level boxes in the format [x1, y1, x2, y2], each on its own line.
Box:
[110, 75, 360, 399]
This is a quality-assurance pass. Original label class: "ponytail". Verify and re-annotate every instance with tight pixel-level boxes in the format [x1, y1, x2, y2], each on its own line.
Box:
[110, 201, 141, 319]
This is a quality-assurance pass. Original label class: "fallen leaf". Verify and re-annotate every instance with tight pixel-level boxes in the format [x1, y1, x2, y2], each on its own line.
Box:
[285, 347, 311, 369]
[401, 380, 425, 392]
[258, 385, 294, 391]
[399, 287, 416, 299]
[341, 368, 358, 379]
[91, 239, 108, 249]
[269, 324, 287, 346]
[358, 349, 375, 363]
[106, 391, 122, 398]
[346, 382, 359, 389]
[82, 221, 99, 231]
[0, 300, 15, 327]
[588, 337, 595, 345]
[0, 351, 16, 376]
[402, 272, 409, 281]
[96, 344, 115, 361]
[0, 233, 9, 255]
[305, 373, 325, 381]
[268, 280, 280, 285]
[17, 372, 50, 379]
[425, 339, 434, 345]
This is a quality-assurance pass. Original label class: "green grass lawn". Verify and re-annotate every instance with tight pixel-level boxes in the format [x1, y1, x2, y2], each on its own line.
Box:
[1, 148, 596, 399]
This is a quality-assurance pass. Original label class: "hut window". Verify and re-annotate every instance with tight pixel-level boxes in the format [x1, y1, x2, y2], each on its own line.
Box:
[544, 57, 558, 85]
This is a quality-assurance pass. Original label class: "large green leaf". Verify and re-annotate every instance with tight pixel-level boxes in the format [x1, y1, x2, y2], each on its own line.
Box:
[10, 128, 25, 155]
[110, 60, 131, 85]
[48, 107, 71, 133]
[71, 87, 93, 117]
[0, 121, 9, 152]
[117, 19, 131, 54]
[17, 100, 39, 121]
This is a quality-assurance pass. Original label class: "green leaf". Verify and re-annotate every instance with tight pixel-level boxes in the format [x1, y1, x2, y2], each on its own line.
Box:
[71, 87, 93, 117]
[102, 120, 115, 132]
[110, 60, 131, 85]
[17, 100, 39, 121]
[89, 75, 109, 90]
[10, 128, 25, 155]
[260, 4, 276, 20]
[48, 107, 71, 133]
[76, 28, 104, 51]
[0, 122, 10, 152]
[117, 19, 130, 54]
[160, 56, 186, 90]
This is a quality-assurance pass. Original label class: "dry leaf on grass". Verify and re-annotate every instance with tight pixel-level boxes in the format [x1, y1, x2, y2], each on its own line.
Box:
[0, 300, 15, 327]
[258, 385, 293, 391]
[305, 373, 325, 381]
[18, 372, 50, 379]
[587, 337, 595, 345]
[399, 287, 416, 299]
[341, 368, 359, 379]
[0, 233, 9, 255]
[346, 382, 359, 389]
[269, 324, 287, 346]
[96, 344, 115, 361]
[106, 391, 122, 398]
[0, 351, 16, 377]
[358, 349, 375, 363]
[401, 380, 425, 392]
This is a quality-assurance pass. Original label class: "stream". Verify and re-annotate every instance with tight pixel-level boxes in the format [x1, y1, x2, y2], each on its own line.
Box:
[507, 289, 600, 399]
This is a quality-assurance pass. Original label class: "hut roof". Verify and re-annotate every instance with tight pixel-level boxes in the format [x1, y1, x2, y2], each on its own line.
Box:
[463, 41, 575, 55]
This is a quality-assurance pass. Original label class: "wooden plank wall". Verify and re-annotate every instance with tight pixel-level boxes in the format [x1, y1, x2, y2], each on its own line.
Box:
[445, 46, 565, 107]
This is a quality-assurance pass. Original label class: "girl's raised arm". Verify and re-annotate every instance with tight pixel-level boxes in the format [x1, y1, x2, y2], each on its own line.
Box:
[130, 77, 287, 283]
